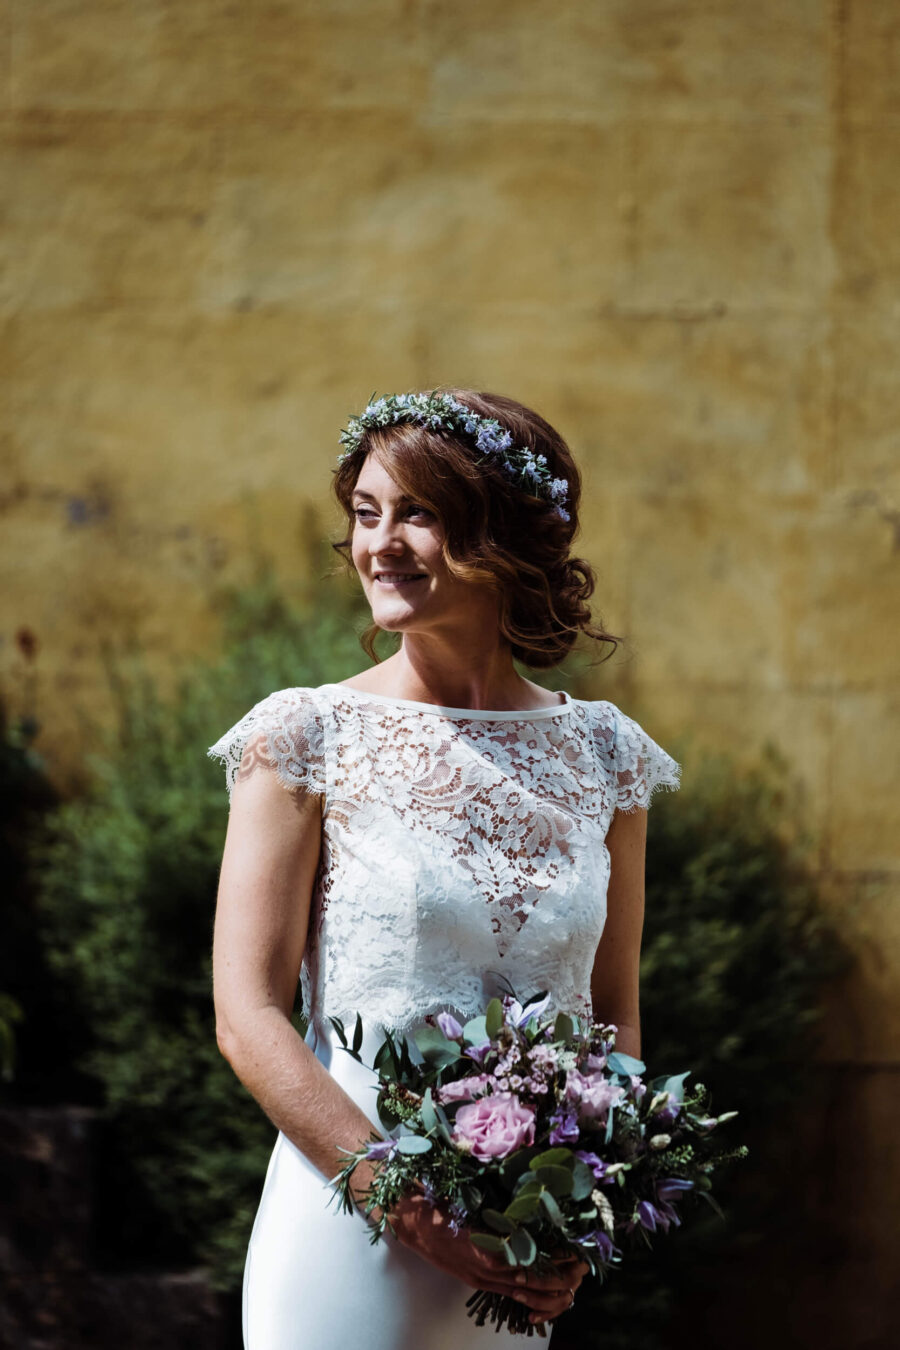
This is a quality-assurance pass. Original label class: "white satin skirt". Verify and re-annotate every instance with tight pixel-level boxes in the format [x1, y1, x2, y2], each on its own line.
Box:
[242, 1020, 552, 1349]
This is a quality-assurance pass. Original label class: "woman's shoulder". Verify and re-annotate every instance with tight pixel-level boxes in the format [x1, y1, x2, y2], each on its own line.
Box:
[206, 686, 329, 801]
[570, 697, 682, 811]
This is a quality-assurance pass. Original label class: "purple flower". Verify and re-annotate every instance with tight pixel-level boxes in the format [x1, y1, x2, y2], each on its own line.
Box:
[452, 1093, 536, 1161]
[503, 993, 552, 1029]
[575, 1150, 613, 1183]
[636, 1201, 660, 1232]
[548, 1106, 580, 1145]
[652, 1093, 682, 1127]
[435, 1074, 491, 1104]
[576, 1230, 620, 1263]
[464, 1040, 492, 1064]
[565, 1070, 625, 1125]
[447, 1200, 467, 1235]
[365, 1139, 398, 1161]
[656, 1178, 694, 1202]
[436, 1012, 464, 1040]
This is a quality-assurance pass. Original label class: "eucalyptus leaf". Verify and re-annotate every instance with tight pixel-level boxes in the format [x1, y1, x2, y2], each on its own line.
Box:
[508, 1227, 538, 1266]
[396, 1135, 432, 1155]
[571, 1159, 595, 1200]
[663, 1070, 692, 1102]
[470, 1232, 505, 1254]
[505, 1191, 542, 1222]
[420, 1088, 439, 1135]
[482, 1208, 516, 1235]
[414, 1026, 462, 1070]
[463, 1015, 488, 1045]
[539, 1190, 565, 1226]
[607, 1050, 646, 1076]
[485, 998, 504, 1039]
[514, 1171, 542, 1195]
[532, 1165, 574, 1197]
[553, 1011, 574, 1043]
[529, 1148, 574, 1172]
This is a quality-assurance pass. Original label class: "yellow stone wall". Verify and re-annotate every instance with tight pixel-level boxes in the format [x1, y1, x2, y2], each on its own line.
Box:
[3, 2, 899, 1334]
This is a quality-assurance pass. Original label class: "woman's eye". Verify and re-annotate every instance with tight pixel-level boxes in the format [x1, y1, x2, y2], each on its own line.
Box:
[352, 505, 431, 521]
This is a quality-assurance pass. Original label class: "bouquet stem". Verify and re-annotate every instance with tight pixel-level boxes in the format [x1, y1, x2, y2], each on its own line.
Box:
[465, 1290, 549, 1337]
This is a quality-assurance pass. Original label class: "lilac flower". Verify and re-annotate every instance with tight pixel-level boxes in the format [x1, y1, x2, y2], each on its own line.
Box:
[447, 1200, 467, 1235]
[529, 1043, 558, 1068]
[565, 1069, 625, 1125]
[636, 1201, 661, 1232]
[656, 1177, 695, 1201]
[574, 1149, 611, 1181]
[651, 1092, 682, 1127]
[365, 1139, 398, 1161]
[504, 993, 551, 1029]
[654, 1199, 682, 1231]
[576, 1230, 620, 1263]
[436, 1012, 463, 1040]
[464, 1041, 492, 1064]
[548, 1106, 580, 1145]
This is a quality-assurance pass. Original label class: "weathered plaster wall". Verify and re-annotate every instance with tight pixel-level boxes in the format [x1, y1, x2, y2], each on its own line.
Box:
[3, 2, 899, 1339]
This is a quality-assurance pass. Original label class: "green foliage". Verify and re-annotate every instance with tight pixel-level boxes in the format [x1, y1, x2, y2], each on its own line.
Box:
[27, 559, 372, 1289]
[0, 991, 24, 1082]
[554, 742, 849, 1350]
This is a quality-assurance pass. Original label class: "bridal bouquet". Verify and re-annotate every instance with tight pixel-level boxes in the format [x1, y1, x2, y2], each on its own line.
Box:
[330, 992, 748, 1337]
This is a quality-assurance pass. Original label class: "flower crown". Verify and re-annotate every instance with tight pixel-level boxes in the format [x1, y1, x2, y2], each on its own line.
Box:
[337, 391, 571, 522]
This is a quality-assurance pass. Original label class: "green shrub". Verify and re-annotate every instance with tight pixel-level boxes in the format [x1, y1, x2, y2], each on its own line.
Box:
[554, 742, 848, 1350]
[28, 559, 377, 1286]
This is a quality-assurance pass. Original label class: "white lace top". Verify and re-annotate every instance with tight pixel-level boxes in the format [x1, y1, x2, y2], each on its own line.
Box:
[208, 684, 681, 1034]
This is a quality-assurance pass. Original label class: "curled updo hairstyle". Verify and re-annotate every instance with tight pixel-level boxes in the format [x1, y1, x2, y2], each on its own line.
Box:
[330, 387, 621, 670]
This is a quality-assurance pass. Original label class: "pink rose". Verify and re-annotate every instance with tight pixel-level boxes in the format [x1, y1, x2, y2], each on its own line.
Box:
[565, 1070, 625, 1124]
[451, 1092, 536, 1161]
[436, 1074, 491, 1104]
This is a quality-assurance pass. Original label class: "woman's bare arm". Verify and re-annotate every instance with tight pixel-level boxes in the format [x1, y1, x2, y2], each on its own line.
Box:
[589, 805, 648, 1060]
[212, 739, 381, 1186]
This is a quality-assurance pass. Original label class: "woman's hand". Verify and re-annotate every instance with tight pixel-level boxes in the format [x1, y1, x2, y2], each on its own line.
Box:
[384, 1192, 590, 1324]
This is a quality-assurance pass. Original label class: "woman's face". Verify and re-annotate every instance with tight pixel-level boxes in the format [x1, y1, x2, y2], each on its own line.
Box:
[349, 452, 495, 637]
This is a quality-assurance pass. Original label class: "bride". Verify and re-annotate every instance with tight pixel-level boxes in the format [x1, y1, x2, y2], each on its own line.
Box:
[208, 388, 681, 1348]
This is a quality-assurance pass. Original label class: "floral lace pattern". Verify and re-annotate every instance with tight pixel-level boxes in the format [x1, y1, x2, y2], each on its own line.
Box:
[208, 685, 681, 1033]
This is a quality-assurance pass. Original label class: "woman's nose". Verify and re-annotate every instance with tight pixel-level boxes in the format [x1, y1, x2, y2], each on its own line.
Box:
[367, 516, 406, 556]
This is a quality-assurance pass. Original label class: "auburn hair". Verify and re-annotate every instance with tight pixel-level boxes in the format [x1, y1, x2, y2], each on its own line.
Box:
[330, 387, 621, 670]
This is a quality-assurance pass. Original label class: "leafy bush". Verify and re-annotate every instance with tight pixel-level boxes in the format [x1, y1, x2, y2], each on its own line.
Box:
[554, 742, 848, 1350]
[25, 555, 847, 1333]
[27, 558, 377, 1285]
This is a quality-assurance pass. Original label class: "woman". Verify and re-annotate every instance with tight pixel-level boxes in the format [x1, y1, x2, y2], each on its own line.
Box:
[208, 388, 681, 1349]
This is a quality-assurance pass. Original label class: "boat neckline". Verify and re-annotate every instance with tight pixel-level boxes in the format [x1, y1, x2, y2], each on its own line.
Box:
[321, 682, 577, 721]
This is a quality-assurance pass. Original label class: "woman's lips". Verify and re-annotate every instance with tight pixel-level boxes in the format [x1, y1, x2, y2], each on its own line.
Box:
[373, 573, 427, 588]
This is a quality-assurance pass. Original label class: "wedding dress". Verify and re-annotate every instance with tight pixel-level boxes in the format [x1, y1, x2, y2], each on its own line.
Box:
[208, 683, 681, 1349]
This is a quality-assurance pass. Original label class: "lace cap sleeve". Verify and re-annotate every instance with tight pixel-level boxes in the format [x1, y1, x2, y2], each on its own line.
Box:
[608, 703, 681, 813]
[206, 687, 325, 801]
